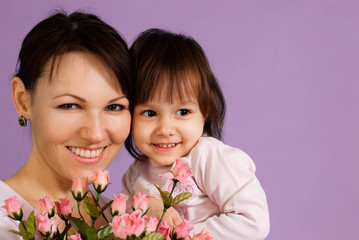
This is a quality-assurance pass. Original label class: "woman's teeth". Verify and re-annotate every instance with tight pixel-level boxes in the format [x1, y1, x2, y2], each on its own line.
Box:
[156, 143, 177, 148]
[68, 147, 104, 158]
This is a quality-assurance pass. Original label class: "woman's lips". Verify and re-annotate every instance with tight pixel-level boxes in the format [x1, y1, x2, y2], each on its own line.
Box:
[67, 146, 106, 164]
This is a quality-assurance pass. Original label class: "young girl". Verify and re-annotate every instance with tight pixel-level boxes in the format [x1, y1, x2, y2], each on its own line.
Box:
[122, 28, 270, 239]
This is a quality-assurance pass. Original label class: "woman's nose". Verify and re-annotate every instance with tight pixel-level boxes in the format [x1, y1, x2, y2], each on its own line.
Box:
[156, 117, 176, 136]
[79, 113, 106, 143]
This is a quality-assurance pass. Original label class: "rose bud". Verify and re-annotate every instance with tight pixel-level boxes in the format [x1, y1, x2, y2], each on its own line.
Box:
[93, 169, 109, 193]
[127, 211, 146, 237]
[173, 220, 193, 239]
[157, 220, 170, 239]
[132, 192, 149, 213]
[68, 233, 82, 240]
[192, 229, 213, 240]
[160, 159, 192, 186]
[2, 196, 23, 220]
[145, 216, 159, 233]
[111, 193, 128, 216]
[71, 177, 89, 201]
[37, 195, 55, 217]
[35, 212, 57, 238]
[55, 198, 72, 218]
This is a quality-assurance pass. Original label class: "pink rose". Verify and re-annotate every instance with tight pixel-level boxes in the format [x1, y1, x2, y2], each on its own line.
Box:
[192, 229, 213, 240]
[160, 159, 192, 186]
[37, 195, 55, 217]
[55, 198, 72, 217]
[173, 220, 193, 238]
[68, 233, 82, 240]
[110, 210, 145, 238]
[111, 193, 128, 216]
[132, 192, 149, 212]
[157, 220, 170, 239]
[2, 196, 23, 220]
[93, 169, 109, 193]
[71, 177, 89, 201]
[145, 216, 159, 233]
[35, 212, 57, 238]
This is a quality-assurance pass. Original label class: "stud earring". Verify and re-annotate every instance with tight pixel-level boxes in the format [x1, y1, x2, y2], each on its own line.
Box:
[18, 116, 27, 127]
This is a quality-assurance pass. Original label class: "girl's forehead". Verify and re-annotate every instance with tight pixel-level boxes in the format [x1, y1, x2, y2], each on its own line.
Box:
[149, 83, 198, 102]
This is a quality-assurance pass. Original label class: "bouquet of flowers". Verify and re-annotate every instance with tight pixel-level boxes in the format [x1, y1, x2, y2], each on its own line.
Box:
[2, 159, 212, 240]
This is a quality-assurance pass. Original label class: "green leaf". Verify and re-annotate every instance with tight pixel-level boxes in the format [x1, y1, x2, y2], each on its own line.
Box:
[19, 221, 30, 240]
[142, 232, 165, 240]
[68, 216, 89, 235]
[154, 185, 172, 206]
[97, 225, 114, 239]
[84, 196, 100, 219]
[9, 230, 22, 236]
[99, 200, 113, 217]
[67, 229, 77, 236]
[172, 192, 193, 206]
[25, 211, 36, 238]
[86, 227, 98, 240]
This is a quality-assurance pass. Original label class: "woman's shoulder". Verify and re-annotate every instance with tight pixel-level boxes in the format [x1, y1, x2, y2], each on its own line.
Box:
[0, 180, 21, 202]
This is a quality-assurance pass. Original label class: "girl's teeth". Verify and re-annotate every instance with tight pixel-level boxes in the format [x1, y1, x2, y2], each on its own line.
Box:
[157, 143, 176, 148]
[68, 147, 104, 158]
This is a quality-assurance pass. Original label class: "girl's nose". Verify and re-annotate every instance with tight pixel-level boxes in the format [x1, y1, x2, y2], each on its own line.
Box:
[79, 113, 106, 143]
[156, 117, 176, 136]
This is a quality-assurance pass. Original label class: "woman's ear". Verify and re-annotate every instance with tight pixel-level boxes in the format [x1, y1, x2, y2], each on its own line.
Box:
[12, 77, 31, 119]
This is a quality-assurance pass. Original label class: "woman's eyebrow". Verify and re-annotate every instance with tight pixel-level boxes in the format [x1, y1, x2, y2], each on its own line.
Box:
[107, 96, 128, 104]
[53, 93, 86, 102]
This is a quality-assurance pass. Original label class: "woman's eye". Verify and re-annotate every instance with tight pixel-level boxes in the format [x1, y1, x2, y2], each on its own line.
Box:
[106, 104, 124, 111]
[58, 104, 78, 109]
[176, 109, 190, 116]
[143, 110, 157, 117]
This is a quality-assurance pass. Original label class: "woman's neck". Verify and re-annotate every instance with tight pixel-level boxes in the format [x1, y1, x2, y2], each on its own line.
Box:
[4, 150, 74, 209]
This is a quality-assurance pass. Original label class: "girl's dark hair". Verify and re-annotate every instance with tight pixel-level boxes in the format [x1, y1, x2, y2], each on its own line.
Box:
[15, 10, 133, 104]
[125, 28, 226, 160]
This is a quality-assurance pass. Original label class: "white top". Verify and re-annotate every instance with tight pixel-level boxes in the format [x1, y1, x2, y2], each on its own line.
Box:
[122, 136, 270, 239]
[0, 180, 112, 239]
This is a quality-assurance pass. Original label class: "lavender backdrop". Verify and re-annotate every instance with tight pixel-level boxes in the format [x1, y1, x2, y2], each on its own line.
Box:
[1, 1, 358, 239]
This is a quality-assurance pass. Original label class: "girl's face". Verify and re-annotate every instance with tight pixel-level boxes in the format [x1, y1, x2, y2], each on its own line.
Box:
[28, 51, 131, 182]
[132, 93, 205, 166]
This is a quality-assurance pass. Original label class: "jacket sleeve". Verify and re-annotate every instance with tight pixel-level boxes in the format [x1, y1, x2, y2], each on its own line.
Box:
[121, 165, 135, 212]
[0, 210, 24, 240]
[192, 142, 270, 239]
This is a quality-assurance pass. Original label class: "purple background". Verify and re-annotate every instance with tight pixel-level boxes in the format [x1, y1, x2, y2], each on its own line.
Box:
[1, 1, 358, 239]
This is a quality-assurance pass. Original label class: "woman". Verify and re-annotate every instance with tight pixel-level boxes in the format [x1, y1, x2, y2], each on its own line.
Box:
[0, 11, 132, 237]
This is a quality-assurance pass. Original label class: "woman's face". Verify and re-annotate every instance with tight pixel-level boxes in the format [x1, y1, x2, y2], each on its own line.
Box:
[28, 51, 131, 182]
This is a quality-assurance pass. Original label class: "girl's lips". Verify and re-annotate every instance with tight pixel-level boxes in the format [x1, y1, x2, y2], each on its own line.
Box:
[67, 146, 107, 164]
[152, 143, 180, 152]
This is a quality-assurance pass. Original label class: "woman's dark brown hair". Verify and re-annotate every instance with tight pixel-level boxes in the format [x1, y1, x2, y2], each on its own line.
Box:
[125, 28, 226, 160]
[15, 10, 133, 104]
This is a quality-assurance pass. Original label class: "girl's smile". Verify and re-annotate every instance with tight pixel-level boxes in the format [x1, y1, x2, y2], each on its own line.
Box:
[132, 98, 204, 166]
[152, 142, 181, 152]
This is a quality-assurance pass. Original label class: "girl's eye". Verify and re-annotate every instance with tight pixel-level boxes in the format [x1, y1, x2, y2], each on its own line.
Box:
[106, 104, 124, 111]
[58, 104, 78, 109]
[143, 110, 157, 117]
[176, 109, 190, 116]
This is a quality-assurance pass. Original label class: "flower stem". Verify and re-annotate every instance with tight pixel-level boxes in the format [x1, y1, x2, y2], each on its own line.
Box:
[77, 201, 85, 222]
[96, 192, 100, 206]
[156, 179, 178, 232]
[168, 179, 178, 200]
